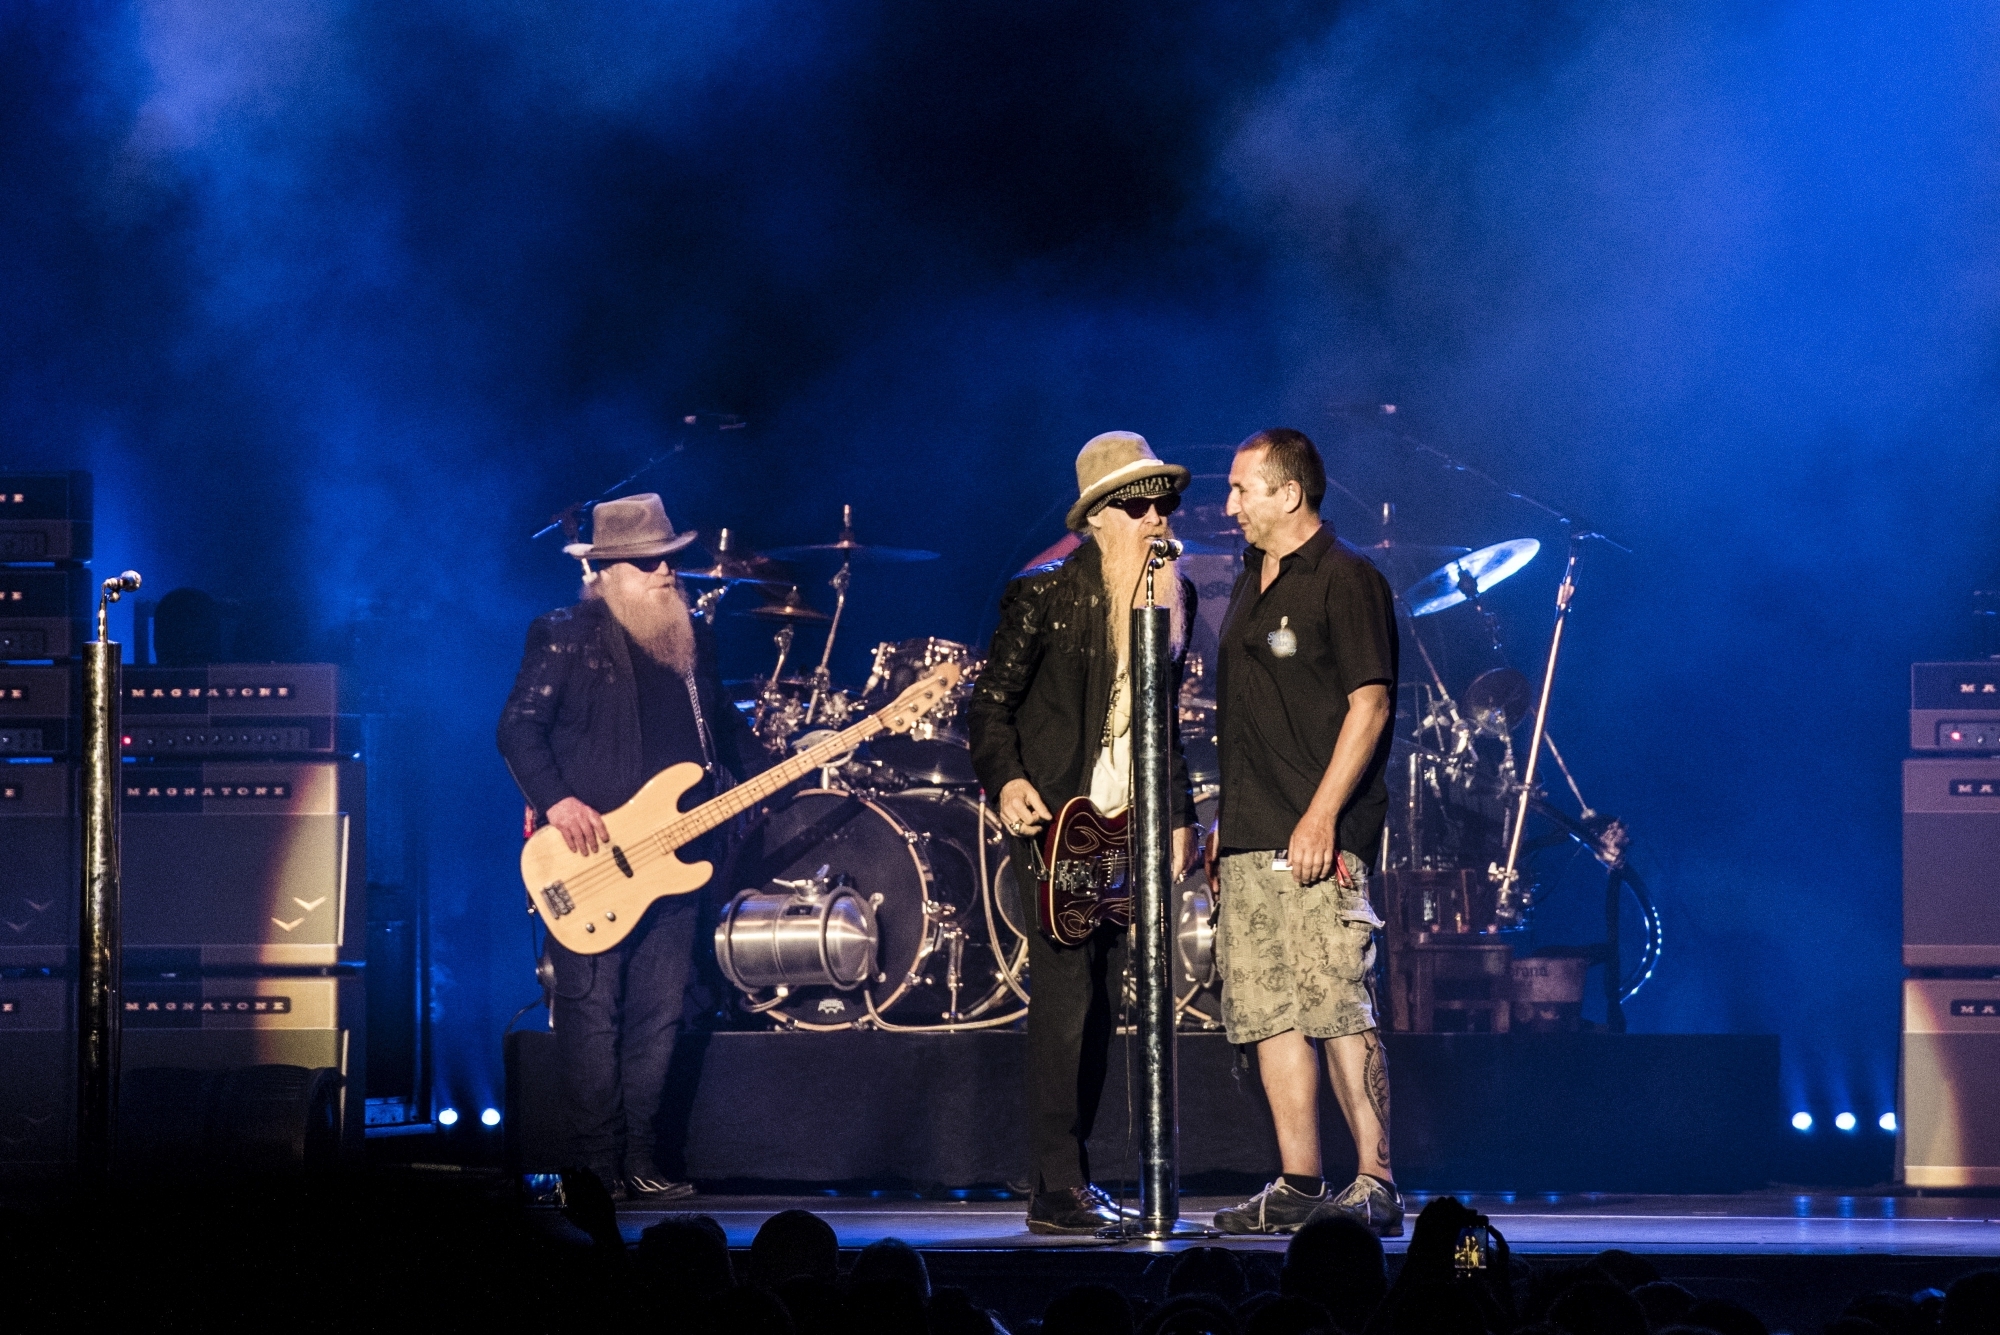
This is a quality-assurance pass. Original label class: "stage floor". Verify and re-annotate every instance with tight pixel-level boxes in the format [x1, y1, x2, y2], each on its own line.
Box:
[613, 1190, 2000, 1258]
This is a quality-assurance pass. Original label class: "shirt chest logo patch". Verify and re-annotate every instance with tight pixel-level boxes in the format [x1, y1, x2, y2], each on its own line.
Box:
[1267, 616, 1297, 659]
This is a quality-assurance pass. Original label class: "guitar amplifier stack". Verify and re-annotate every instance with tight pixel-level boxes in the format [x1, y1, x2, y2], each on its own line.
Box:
[0, 483, 366, 1167]
[1900, 661, 2000, 1187]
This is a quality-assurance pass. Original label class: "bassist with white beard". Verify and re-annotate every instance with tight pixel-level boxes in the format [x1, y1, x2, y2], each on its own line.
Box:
[497, 494, 760, 1202]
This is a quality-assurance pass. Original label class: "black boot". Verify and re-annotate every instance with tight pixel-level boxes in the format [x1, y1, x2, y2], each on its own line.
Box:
[1026, 1186, 1122, 1235]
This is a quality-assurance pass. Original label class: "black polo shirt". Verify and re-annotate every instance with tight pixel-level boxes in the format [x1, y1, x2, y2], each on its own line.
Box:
[1215, 526, 1399, 861]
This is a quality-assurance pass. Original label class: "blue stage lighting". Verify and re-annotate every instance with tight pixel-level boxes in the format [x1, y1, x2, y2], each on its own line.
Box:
[1791, 1111, 1813, 1131]
[438, 1107, 460, 1126]
[1835, 1112, 1857, 1131]
[1879, 1112, 1898, 1132]
[481, 1107, 502, 1127]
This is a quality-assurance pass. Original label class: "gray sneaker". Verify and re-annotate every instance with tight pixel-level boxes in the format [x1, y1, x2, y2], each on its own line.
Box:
[1306, 1173, 1405, 1237]
[1212, 1178, 1329, 1234]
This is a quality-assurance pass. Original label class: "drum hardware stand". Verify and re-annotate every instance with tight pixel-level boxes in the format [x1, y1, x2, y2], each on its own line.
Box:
[528, 412, 746, 542]
[804, 506, 858, 725]
[80, 569, 140, 1180]
[1494, 524, 1628, 925]
[1102, 537, 1205, 1240]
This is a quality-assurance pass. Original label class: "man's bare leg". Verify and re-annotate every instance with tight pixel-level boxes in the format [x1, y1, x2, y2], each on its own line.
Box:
[1324, 1028, 1392, 1183]
[1256, 1030, 1324, 1178]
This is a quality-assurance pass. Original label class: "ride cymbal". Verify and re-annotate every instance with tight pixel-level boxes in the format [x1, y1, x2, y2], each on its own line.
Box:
[1404, 539, 1541, 617]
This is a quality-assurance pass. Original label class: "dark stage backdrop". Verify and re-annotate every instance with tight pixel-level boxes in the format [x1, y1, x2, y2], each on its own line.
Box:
[4, 1, 1997, 1133]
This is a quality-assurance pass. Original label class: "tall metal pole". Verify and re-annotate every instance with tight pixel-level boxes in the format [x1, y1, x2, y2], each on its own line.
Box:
[1497, 540, 1578, 924]
[78, 570, 139, 1178]
[1131, 546, 1179, 1237]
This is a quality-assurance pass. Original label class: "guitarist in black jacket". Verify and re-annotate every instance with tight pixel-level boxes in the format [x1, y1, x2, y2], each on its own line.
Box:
[497, 494, 759, 1202]
[968, 432, 1201, 1234]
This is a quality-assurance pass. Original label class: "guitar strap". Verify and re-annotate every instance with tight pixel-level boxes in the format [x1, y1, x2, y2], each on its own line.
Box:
[677, 665, 717, 779]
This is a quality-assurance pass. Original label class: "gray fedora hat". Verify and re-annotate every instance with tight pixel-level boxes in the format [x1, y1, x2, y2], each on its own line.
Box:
[562, 493, 699, 561]
[1064, 431, 1191, 533]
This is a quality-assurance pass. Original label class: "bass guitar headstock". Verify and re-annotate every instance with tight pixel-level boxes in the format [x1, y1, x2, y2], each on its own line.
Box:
[877, 662, 964, 735]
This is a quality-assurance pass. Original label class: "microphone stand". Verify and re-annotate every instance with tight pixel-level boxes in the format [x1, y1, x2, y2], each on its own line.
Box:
[530, 413, 746, 542]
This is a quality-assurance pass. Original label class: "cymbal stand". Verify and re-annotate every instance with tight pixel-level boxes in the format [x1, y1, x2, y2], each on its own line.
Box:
[1496, 526, 1619, 922]
[805, 505, 857, 726]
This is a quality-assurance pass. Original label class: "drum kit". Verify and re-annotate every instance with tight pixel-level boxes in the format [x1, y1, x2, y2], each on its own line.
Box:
[655, 505, 1026, 1032]
[560, 433, 1661, 1033]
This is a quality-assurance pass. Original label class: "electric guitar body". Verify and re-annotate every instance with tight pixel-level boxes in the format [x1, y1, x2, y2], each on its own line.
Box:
[521, 663, 961, 955]
[1034, 796, 1133, 947]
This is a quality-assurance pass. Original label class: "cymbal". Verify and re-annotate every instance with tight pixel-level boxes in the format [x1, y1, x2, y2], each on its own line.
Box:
[678, 564, 788, 587]
[740, 590, 833, 624]
[1404, 539, 1541, 617]
[766, 538, 940, 564]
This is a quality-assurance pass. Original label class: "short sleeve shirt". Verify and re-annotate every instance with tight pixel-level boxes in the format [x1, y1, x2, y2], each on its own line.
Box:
[1215, 527, 1399, 861]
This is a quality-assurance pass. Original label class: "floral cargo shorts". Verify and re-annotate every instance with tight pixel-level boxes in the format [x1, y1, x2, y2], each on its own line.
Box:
[1215, 849, 1383, 1046]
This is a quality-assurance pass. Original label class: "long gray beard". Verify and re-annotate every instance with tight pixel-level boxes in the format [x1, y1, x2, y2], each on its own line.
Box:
[602, 581, 697, 673]
[1097, 530, 1186, 667]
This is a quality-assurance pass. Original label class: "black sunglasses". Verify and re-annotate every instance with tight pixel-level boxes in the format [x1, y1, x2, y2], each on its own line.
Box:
[598, 555, 671, 574]
[1106, 493, 1180, 520]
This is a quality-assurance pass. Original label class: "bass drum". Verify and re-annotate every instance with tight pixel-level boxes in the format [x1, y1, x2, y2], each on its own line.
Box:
[722, 788, 1027, 1029]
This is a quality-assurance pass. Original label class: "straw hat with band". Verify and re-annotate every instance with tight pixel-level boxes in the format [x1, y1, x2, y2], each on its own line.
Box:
[563, 493, 698, 580]
[1064, 431, 1192, 533]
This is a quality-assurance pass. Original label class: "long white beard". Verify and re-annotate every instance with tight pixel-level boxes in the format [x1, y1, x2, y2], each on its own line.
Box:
[1097, 529, 1186, 668]
[600, 580, 697, 673]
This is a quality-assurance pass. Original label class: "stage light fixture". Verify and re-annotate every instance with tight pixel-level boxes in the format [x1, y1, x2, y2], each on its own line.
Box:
[1835, 1112, 1857, 1131]
[481, 1107, 502, 1127]
[1879, 1112, 1897, 1132]
[438, 1107, 460, 1127]
[1791, 1111, 1813, 1131]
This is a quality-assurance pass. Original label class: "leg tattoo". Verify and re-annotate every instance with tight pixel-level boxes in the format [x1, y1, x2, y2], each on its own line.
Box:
[1363, 1029, 1391, 1169]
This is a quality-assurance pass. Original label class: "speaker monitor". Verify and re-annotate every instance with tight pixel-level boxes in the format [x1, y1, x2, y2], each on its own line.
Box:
[1902, 758, 2000, 968]
[1901, 977, 2000, 1187]
[0, 765, 76, 967]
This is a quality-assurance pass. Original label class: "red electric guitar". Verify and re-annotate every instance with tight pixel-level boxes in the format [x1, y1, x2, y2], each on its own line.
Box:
[1029, 796, 1133, 947]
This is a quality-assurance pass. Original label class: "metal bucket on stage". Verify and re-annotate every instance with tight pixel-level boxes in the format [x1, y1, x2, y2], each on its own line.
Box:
[715, 872, 878, 994]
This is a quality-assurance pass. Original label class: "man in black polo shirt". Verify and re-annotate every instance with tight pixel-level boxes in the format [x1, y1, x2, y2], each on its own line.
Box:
[1205, 428, 1403, 1236]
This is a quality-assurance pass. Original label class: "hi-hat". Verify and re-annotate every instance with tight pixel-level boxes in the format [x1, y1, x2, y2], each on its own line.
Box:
[678, 528, 791, 586]
[1404, 539, 1541, 617]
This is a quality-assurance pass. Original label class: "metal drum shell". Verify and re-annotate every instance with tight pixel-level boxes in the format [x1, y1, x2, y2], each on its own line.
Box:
[715, 886, 877, 994]
[863, 638, 981, 786]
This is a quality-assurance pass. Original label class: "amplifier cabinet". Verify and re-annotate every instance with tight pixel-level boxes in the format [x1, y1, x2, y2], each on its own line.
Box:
[0, 522, 89, 562]
[0, 765, 76, 967]
[0, 472, 91, 520]
[1903, 758, 2000, 967]
[122, 973, 364, 1159]
[1912, 661, 2000, 753]
[122, 664, 339, 757]
[0, 976, 70, 1171]
[0, 973, 365, 1168]
[123, 762, 365, 966]
[0, 666, 77, 756]
[1901, 977, 2000, 1188]
[0, 568, 88, 662]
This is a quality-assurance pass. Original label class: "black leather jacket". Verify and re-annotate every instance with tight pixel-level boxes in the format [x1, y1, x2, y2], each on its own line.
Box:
[495, 597, 757, 821]
[967, 538, 1197, 827]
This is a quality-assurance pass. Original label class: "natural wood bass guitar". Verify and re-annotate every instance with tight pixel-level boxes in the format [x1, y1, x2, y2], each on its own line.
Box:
[1029, 796, 1133, 947]
[521, 663, 962, 955]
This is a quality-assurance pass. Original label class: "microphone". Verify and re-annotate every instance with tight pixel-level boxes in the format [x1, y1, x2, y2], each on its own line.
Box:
[101, 571, 141, 596]
[1148, 538, 1184, 560]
